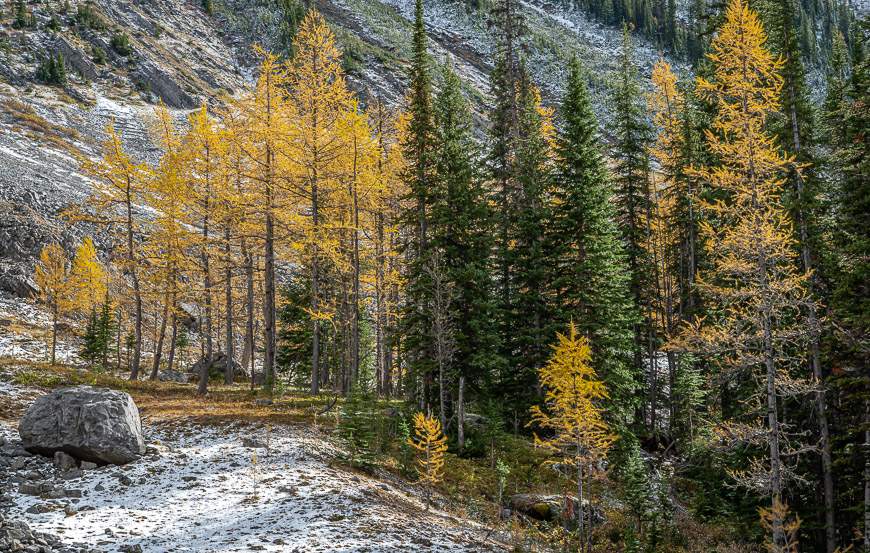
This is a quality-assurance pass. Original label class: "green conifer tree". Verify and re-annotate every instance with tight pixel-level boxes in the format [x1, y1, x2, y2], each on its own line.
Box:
[502, 71, 556, 417]
[430, 64, 501, 416]
[550, 57, 639, 429]
[611, 26, 655, 433]
[400, 0, 438, 408]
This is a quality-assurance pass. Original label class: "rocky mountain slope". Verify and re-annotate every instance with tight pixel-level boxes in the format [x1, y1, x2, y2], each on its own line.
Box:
[0, 0, 689, 293]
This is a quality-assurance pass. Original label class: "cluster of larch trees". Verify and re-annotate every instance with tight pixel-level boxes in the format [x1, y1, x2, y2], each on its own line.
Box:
[70, 11, 406, 397]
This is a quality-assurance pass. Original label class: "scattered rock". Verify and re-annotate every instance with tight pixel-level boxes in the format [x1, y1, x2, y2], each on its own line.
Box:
[119, 544, 143, 553]
[116, 474, 133, 486]
[25, 503, 53, 514]
[157, 369, 193, 383]
[242, 437, 266, 448]
[19, 386, 146, 465]
[53, 451, 78, 472]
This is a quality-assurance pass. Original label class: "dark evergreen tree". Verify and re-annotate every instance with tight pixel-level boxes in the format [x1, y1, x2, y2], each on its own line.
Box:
[36, 53, 67, 86]
[400, 0, 437, 408]
[611, 26, 655, 433]
[430, 64, 501, 416]
[487, 0, 527, 410]
[550, 57, 639, 429]
[277, 274, 314, 388]
[500, 71, 556, 419]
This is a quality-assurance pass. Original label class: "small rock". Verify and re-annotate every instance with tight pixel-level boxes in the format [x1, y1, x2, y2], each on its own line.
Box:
[80, 462, 97, 471]
[116, 474, 132, 486]
[254, 399, 273, 407]
[11, 457, 27, 470]
[64, 489, 82, 498]
[53, 451, 78, 472]
[181, 476, 197, 482]
[61, 468, 83, 480]
[25, 503, 53, 514]
[94, 483, 105, 492]
[18, 482, 42, 496]
[119, 544, 143, 553]
[242, 437, 266, 449]
[64, 504, 77, 516]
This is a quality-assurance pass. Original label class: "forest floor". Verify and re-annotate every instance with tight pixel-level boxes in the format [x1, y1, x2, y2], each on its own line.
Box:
[0, 297, 511, 553]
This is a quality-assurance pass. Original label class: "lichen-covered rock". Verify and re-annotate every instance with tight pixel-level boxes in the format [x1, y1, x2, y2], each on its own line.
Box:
[508, 493, 605, 528]
[19, 386, 145, 465]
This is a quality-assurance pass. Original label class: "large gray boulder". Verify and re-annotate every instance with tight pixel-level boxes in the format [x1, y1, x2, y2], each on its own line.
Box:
[19, 386, 145, 465]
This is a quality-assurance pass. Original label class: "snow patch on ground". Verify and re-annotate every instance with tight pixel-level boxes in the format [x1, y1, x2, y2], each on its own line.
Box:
[2, 420, 504, 552]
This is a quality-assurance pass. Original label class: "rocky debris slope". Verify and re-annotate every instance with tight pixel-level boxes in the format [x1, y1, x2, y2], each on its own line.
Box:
[1, 416, 505, 552]
[0, 513, 102, 553]
[19, 386, 146, 465]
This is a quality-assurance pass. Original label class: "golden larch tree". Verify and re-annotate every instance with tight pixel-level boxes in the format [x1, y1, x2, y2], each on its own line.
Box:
[530, 322, 614, 551]
[81, 123, 150, 380]
[68, 237, 107, 316]
[682, 0, 813, 547]
[34, 243, 71, 365]
[145, 105, 192, 380]
[408, 411, 448, 510]
[287, 10, 353, 395]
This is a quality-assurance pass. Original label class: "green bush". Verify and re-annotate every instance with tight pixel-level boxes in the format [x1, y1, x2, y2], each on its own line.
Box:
[110, 32, 132, 56]
[92, 46, 107, 64]
[36, 53, 67, 86]
[75, 2, 105, 30]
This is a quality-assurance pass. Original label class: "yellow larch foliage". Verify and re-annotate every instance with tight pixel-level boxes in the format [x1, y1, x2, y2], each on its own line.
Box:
[146, 106, 191, 300]
[408, 411, 448, 509]
[68, 237, 107, 315]
[529, 322, 615, 465]
[34, 242, 71, 365]
[682, 0, 812, 545]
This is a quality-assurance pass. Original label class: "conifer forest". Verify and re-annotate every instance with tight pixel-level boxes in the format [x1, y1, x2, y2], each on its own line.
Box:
[0, 0, 867, 551]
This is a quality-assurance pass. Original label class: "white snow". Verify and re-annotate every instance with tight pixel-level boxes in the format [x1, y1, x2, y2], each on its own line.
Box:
[2, 420, 503, 552]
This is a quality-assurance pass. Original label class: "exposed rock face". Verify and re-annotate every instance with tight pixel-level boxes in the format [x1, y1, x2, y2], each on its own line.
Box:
[131, 60, 198, 109]
[19, 386, 145, 465]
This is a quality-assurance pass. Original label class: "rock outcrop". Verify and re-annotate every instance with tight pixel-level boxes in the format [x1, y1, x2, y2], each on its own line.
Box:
[19, 386, 145, 465]
[508, 493, 605, 528]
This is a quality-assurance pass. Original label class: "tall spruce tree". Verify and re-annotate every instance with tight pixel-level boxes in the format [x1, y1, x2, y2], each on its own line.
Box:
[430, 64, 501, 422]
[551, 57, 639, 429]
[400, 0, 437, 408]
[488, 0, 526, 384]
[611, 25, 657, 434]
[502, 71, 556, 419]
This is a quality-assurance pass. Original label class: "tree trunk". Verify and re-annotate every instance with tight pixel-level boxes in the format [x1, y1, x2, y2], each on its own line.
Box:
[457, 375, 466, 451]
[224, 225, 234, 385]
[167, 313, 177, 372]
[263, 209, 276, 393]
[310, 175, 321, 395]
[577, 460, 585, 553]
[50, 304, 58, 365]
[864, 398, 870, 553]
[764, 310, 785, 548]
[198, 181, 213, 396]
[149, 295, 170, 380]
[128, 206, 142, 381]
